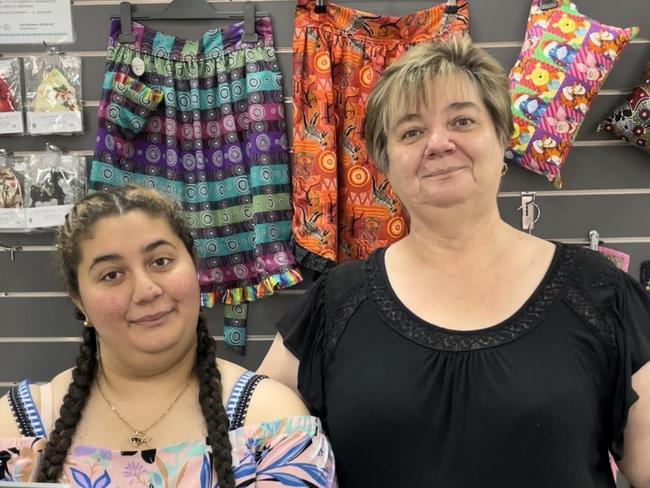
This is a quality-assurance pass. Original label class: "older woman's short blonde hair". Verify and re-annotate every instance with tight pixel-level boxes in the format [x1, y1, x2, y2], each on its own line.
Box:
[364, 37, 512, 173]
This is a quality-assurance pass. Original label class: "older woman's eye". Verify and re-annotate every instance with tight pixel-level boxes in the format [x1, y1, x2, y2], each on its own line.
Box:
[453, 117, 475, 128]
[401, 128, 422, 140]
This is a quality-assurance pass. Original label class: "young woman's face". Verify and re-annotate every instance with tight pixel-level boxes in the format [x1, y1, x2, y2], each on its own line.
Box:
[72, 210, 200, 365]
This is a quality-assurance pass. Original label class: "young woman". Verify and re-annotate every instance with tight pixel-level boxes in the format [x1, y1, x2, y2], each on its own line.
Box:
[0, 185, 336, 487]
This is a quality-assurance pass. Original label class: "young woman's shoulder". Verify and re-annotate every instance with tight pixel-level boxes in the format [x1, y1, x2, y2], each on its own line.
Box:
[0, 369, 74, 438]
[216, 358, 308, 426]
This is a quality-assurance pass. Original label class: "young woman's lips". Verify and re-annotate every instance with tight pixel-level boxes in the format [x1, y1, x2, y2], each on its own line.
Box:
[131, 310, 172, 327]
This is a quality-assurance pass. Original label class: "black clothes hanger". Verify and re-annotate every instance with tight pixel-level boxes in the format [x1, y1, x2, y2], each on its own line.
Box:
[118, 0, 265, 44]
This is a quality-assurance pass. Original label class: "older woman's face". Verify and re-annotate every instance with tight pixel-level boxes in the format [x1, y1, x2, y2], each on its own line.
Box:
[385, 74, 504, 212]
[71, 210, 201, 363]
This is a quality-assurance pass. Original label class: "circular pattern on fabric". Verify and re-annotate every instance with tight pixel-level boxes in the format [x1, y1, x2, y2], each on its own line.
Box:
[165, 119, 178, 135]
[315, 53, 331, 73]
[226, 132, 239, 144]
[142, 177, 156, 189]
[221, 103, 232, 115]
[104, 134, 115, 151]
[182, 154, 196, 171]
[232, 83, 244, 99]
[348, 166, 369, 187]
[225, 237, 240, 252]
[162, 182, 175, 199]
[223, 115, 236, 132]
[206, 121, 221, 138]
[181, 124, 193, 139]
[106, 104, 121, 123]
[267, 224, 280, 241]
[210, 267, 225, 285]
[250, 104, 265, 121]
[387, 216, 405, 238]
[146, 145, 162, 163]
[165, 168, 177, 180]
[319, 151, 337, 172]
[233, 264, 248, 279]
[148, 116, 163, 133]
[238, 113, 250, 129]
[150, 133, 162, 145]
[185, 186, 196, 201]
[145, 164, 160, 177]
[211, 151, 224, 166]
[274, 252, 288, 266]
[202, 212, 214, 227]
[235, 176, 249, 193]
[100, 166, 115, 181]
[228, 147, 243, 163]
[249, 92, 262, 104]
[255, 134, 271, 151]
[242, 206, 254, 220]
[178, 93, 191, 111]
[259, 166, 273, 183]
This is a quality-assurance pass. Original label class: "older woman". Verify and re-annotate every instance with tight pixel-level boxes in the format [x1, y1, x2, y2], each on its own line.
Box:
[259, 38, 650, 487]
[0, 186, 336, 487]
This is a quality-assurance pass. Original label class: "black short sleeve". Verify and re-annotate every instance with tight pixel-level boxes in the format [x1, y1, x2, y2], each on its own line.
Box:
[615, 271, 650, 374]
[275, 272, 328, 417]
[609, 268, 650, 459]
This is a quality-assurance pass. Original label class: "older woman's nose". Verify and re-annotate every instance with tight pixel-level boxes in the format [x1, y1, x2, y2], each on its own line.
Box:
[425, 126, 456, 157]
[132, 270, 163, 303]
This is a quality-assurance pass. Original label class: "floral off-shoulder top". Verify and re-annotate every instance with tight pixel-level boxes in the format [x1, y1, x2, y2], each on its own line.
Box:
[1, 371, 337, 487]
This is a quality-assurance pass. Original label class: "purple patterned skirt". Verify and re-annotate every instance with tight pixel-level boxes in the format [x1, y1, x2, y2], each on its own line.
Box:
[90, 18, 302, 351]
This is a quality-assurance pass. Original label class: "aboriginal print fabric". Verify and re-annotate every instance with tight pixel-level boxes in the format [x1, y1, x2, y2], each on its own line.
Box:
[291, 0, 469, 272]
[90, 18, 302, 351]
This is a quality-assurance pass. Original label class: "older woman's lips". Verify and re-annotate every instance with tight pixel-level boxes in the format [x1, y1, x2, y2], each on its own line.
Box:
[425, 166, 466, 178]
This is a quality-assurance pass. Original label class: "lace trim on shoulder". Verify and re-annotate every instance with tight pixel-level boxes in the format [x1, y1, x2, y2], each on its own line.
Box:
[563, 253, 619, 360]
[365, 244, 577, 351]
[323, 265, 368, 364]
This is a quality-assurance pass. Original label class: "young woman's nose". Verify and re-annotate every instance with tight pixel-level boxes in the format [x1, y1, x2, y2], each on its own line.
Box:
[131, 270, 163, 303]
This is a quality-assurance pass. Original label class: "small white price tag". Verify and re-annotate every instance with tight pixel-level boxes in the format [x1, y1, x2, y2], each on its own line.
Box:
[0, 111, 24, 134]
[27, 204, 72, 228]
[0, 208, 26, 229]
[27, 111, 82, 134]
[132, 56, 145, 76]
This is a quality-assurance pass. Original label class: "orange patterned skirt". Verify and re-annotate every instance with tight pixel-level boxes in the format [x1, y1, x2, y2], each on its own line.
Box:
[291, 0, 470, 271]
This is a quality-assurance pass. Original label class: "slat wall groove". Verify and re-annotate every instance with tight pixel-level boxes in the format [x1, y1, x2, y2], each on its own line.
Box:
[1, 0, 649, 398]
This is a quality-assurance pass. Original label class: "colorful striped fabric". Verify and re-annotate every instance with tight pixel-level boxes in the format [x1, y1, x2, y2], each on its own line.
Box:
[90, 18, 302, 351]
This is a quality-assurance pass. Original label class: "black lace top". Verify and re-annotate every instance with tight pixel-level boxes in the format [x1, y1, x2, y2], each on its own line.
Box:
[277, 243, 650, 488]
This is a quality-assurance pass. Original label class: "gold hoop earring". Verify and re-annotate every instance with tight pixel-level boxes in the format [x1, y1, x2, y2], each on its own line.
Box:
[501, 162, 508, 176]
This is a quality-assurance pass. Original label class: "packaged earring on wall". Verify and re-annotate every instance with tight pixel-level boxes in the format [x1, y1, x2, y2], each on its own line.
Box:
[23, 54, 83, 135]
[26, 144, 86, 229]
[0, 58, 25, 135]
[0, 150, 28, 232]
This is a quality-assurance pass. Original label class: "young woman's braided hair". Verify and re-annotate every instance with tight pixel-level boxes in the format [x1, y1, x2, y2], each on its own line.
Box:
[38, 185, 235, 487]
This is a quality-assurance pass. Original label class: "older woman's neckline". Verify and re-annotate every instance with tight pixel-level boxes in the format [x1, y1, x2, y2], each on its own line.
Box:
[365, 242, 573, 351]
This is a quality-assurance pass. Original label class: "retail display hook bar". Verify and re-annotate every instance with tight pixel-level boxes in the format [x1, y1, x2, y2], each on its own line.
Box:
[117, 0, 268, 44]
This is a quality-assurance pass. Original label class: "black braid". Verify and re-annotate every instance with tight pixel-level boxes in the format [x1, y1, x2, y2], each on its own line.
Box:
[37, 326, 97, 482]
[195, 315, 235, 488]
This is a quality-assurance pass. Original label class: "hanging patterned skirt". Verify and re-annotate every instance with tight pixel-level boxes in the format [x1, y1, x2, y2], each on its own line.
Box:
[90, 18, 301, 351]
[291, 0, 470, 272]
